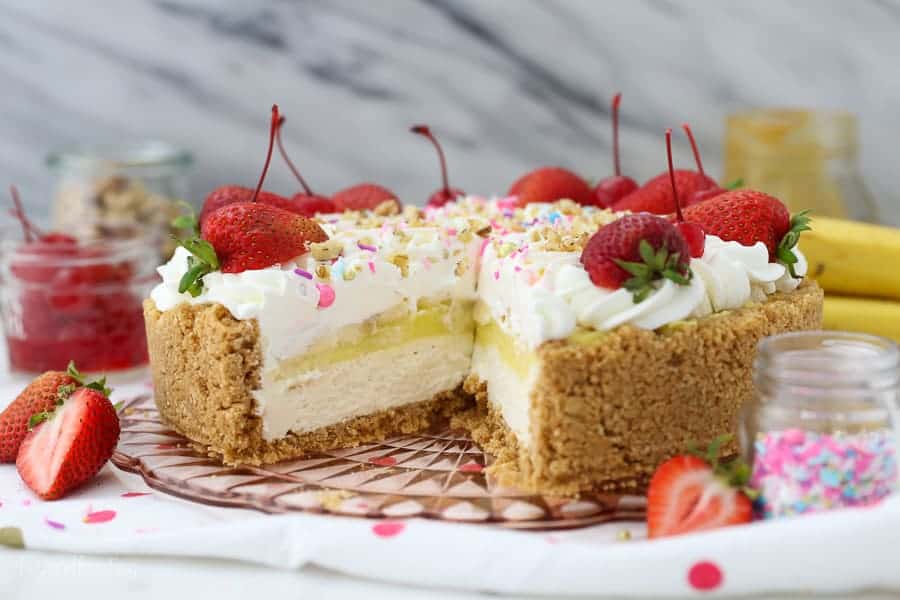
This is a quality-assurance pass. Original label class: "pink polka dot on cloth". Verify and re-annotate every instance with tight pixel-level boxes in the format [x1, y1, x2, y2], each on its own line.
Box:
[316, 283, 335, 308]
[372, 521, 405, 538]
[688, 560, 723, 592]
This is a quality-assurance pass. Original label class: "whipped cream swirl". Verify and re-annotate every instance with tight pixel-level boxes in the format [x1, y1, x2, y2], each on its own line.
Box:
[477, 232, 806, 348]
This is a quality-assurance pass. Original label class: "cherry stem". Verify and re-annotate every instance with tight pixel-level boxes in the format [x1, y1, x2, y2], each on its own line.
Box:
[275, 115, 314, 196]
[611, 92, 623, 176]
[411, 124, 451, 194]
[665, 128, 685, 223]
[681, 123, 705, 178]
[251, 104, 280, 203]
[9, 186, 42, 242]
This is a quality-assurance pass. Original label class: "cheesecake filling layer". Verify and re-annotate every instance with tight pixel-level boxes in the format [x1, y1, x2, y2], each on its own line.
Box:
[471, 318, 538, 448]
[260, 333, 473, 439]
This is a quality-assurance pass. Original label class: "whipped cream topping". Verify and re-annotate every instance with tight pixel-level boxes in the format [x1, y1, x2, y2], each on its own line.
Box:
[152, 197, 808, 355]
[476, 232, 706, 349]
[690, 236, 807, 317]
[472, 198, 806, 348]
[152, 222, 480, 363]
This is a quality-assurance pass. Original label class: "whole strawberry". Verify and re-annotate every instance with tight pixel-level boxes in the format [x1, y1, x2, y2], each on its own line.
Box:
[202, 202, 328, 273]
[508, 167, 594, 207]
[200, 187, 300, 226]
[17, 386, 120, 500]
[682, 189, 810, 271]
[0, 371, 78, 462]
[647, 436, 755, 538]
[332, 183, 400, 212]
[580, 214, 691, 301]
[612, 169, 718, 215]
[292, 194, 336, 217]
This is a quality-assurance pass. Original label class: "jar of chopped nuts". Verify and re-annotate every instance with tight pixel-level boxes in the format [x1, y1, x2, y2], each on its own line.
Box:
[47, 141, 192, 259]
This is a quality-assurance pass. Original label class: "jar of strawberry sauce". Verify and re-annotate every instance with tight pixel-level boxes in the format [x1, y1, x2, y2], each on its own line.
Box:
[0, 223, 158, 374]
[743, 331, 899, 518]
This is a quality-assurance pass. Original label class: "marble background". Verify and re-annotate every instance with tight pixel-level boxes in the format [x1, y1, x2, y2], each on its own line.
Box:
[1, 0, 899, 223]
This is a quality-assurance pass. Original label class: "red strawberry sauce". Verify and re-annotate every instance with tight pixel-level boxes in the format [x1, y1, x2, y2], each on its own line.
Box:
[1, 233, 157, 373]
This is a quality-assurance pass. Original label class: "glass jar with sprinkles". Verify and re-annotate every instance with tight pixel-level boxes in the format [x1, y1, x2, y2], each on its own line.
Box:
[742, 331, 899, 518]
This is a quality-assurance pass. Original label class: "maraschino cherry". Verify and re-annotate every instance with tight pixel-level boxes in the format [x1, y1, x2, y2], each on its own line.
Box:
[9, 186, 76, 248]
[275, 115, 336, 216]
[665, 129, 705, 258]
[681, 123, 724, 205]
[411, 124, 463, 208]
[593, 92, 638, 207]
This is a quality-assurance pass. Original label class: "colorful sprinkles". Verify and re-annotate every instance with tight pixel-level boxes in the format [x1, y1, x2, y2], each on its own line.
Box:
[315, 283, 336, 308]
[751, 428, 898, 518]
[293, 268, 313, 280]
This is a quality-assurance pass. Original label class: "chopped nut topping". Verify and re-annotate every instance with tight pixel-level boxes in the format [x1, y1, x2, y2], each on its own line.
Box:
[389, 254, 410, 277]
[310, 239, 343, 261]
[315, 264, 331, 280]
[374, 200, 400, 216]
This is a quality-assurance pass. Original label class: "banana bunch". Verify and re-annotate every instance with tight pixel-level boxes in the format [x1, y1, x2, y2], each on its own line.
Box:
[802, 215, 900, 341]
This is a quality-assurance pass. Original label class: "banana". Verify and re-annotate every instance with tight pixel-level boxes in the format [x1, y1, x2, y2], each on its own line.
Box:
[823, 295, 900, 342]
[801, 215, 900, 301]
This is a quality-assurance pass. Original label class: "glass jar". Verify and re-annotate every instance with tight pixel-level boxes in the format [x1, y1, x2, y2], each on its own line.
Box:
[724, 108, 878, 222]
[0, 224, 159, 374]
[743, 331, 899, 518]
[47, 141, 192, 260]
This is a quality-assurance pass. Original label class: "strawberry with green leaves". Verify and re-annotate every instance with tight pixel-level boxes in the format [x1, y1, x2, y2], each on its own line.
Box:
[682, 189, 811, 275]
[172, 105, 331, 294]
[0, 369, 79, 462]
[17, 377, 119, 500]
[580, 214, 692, 302]
[647, 436, 756, 538]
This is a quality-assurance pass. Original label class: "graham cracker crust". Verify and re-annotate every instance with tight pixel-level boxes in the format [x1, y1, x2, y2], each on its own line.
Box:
[144, 281, 822, 492]
[462, 281, 824, 497]
[144, 300, 468, 465]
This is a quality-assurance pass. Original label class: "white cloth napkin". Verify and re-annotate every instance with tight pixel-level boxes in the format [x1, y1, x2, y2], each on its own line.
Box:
[1, 374, 899, 597]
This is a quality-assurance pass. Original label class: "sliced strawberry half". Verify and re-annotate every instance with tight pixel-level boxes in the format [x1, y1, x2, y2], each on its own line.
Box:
[646, 437, 754, 539]
[16, 387, 120, 500]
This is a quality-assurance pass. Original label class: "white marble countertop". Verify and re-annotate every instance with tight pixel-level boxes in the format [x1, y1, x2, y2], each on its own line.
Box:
[1, 0, 899, 223]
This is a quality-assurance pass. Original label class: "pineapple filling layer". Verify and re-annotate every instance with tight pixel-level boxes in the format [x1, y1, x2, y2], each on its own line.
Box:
[471, 319, 539, 448]
[272, 300, 474, 379]
[472, 319, 536, 379]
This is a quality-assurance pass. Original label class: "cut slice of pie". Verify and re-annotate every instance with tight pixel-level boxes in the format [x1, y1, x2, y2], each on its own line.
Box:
[145, 210, 484, 464]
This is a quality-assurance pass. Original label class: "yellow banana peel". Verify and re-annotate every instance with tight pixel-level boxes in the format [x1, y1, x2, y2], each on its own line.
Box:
[802, 215, 900, 301]
[823, 295, 900, 343]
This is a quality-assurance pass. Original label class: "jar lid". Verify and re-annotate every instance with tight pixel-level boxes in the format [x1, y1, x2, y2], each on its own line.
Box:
[47, 141, 192, 174]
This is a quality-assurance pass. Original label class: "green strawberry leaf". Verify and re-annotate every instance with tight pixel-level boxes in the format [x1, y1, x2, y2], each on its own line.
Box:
[615, 241, 693, 303]
[777, 210, 812, 278]
[65, 361, 112, 397]
[724, 178, 744, 190]
[28, 411, 52, 430]
[170, 205, 220, 296]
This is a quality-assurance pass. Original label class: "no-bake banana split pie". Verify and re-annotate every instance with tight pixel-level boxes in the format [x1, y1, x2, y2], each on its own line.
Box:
[143, 108, 822, 495]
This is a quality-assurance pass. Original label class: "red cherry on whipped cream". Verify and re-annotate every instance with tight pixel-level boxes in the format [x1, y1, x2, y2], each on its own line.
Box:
[274, 115, 336, 216]
[664, 129, 705, 258]
[593, 92, 638, 207]
[411, 124, 464, 208]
